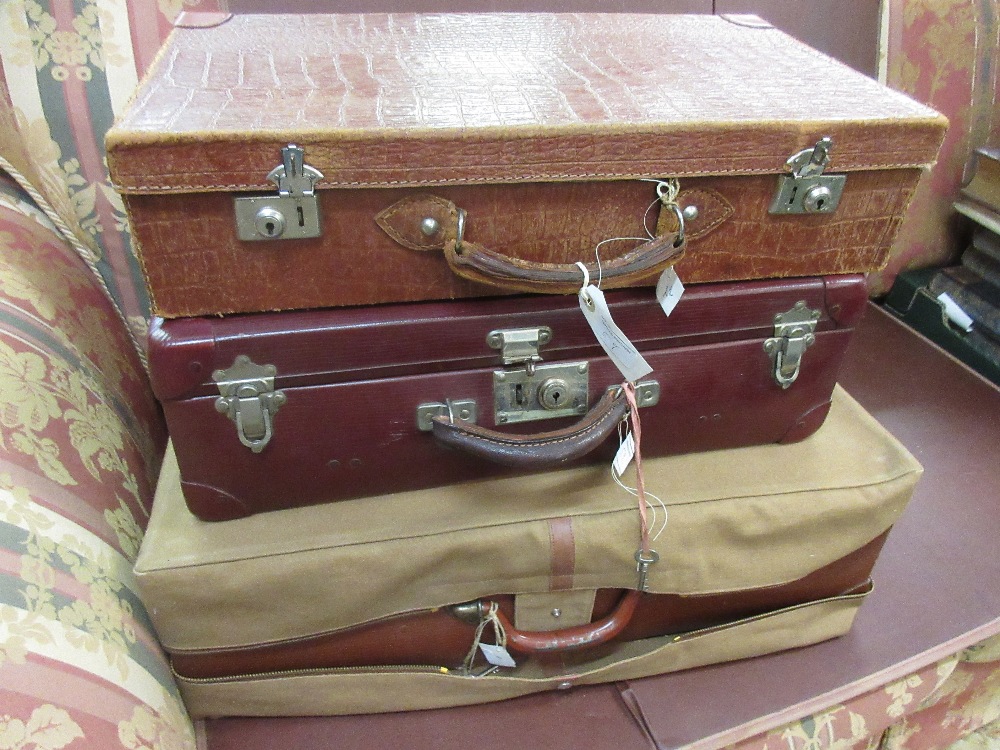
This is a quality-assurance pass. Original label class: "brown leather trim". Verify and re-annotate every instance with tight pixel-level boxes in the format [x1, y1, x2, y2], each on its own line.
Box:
[548, 518, 576, 591]
[374, 194, 458, 251]
[169, 531, 890, 680]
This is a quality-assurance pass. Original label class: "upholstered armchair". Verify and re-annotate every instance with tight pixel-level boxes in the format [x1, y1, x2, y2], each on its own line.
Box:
[0, 1, 997, 747]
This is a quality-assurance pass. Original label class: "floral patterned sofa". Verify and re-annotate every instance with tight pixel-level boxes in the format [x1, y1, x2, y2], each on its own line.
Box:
[1, 1, 998, 748]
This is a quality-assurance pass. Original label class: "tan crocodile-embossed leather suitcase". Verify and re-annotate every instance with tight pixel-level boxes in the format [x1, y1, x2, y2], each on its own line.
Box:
[105, 12, 946, 318]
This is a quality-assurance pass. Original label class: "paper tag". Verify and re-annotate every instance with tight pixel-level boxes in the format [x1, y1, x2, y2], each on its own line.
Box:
[479, 643, 517, 668]
[579, 285, 653, 382]
[612, 431, 636, 477]
[937, 292, 974, 333]
[656, 267, 685, 317]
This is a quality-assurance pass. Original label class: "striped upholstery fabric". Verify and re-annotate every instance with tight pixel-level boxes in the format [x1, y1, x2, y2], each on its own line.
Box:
[0, 190, 186, 748]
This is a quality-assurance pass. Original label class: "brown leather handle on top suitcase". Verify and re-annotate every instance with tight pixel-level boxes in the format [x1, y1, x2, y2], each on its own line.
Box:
[430, 388, 630, 468]
[378, 193, 688, 295]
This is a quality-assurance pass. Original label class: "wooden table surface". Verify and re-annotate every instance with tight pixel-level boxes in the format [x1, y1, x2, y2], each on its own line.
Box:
[205, 304, 1000, 750]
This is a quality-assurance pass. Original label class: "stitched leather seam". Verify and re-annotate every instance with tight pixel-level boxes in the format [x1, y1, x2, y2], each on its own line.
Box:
[111, 163, 926, 193]
[440, 396, 623, 448]
[376, 196, 454, 250]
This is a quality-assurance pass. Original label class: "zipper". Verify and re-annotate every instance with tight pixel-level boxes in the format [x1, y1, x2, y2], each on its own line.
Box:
[173, 662, 453, 684]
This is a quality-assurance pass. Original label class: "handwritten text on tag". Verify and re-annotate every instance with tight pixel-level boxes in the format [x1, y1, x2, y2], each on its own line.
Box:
[579, 285, 653, 383]
[656, 267, 685, 317]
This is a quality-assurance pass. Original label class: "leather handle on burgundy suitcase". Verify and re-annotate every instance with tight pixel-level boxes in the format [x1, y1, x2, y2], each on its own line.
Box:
[431, 388, 628, 468]
[487, 590, 641, 653]
[375, 194, 686, 294]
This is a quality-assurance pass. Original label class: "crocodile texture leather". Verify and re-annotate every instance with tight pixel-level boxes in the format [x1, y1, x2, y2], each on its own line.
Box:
[106, 13, 946, 316]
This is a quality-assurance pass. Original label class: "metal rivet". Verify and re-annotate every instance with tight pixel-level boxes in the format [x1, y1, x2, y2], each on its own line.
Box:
[328, 459, 340, 469]
[557, 681, 573, 690]
[682, 204, 699, 221]
[459, 409, 471, 420]
[420, 217, 440, 236]
[551, 608, 562, 618]
[349, 458, 362, 468]
[497, 415, 508, 424]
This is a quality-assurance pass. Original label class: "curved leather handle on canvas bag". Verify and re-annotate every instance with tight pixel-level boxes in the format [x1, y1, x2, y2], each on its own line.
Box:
[375, 194, 686, 295]
[456, 590, 641, 654]
[431, 388, 629, 468]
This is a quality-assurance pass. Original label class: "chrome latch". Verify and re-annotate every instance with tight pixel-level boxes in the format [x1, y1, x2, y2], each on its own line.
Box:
[487, 327, 552, 374]
[487, 327, 590, 425]
[416, 400, 478, 432]
[213, 355, 286, 452]
[763, 302, 821, 389]
[769, 137, 847, 215]
[234, 144, 323, 240]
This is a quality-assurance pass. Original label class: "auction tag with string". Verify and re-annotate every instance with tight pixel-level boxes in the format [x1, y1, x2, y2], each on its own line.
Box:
[579, 284, 653, 383]
[656, 267, 685, 317]
[479, 643, 517, 668]
[612, 430, 636, 477]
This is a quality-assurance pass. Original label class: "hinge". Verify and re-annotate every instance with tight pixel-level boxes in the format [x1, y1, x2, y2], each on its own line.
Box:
[213, 355, 286, 452]
[762, 302, 821, 389]
[234, 144, 323, 240]
[769, 137, 847, 215]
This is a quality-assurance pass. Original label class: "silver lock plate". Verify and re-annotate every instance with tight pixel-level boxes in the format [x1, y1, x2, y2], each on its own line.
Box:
[235, 195, 321, 240]
[235, 144, 323, 241]
[769, 137, 846, 215]
[769, 173, 846, 215]
[494, 362, 589, 425]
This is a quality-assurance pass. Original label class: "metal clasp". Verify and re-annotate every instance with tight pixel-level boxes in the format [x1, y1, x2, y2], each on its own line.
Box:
[487, 327, 552, 374]
[235, 144, 323, 240]
[763, 302, 821, 389]
[213, 355, 286, 452]
[769, 137, 847, 215]
[488, 327, 590, 425]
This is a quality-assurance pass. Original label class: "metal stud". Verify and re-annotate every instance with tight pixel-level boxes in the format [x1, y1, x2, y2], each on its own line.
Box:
[420, 217, 440, 236]
[682, 204, 699, 221]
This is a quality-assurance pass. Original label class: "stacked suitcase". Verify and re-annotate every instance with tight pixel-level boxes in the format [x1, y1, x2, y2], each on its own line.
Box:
[107, 12, 945, 717]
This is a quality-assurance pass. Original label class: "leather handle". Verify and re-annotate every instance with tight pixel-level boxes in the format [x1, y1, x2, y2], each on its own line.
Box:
[375, 193, 686, 294]
[493, 590, 641, 654]
[431, 388, 628, 468]
[444, 229, 685, 295]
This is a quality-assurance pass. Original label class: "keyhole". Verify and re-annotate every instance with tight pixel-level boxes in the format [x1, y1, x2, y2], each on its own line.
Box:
[254, 207, 286, 238]
[515, 383, 525, 406]
[539, 378, 571, 411]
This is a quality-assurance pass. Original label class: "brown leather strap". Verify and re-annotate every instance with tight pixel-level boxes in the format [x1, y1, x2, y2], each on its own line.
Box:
[376, 192, 685, 294]
[443, 233, 685, 295]
[430, 389, 628, 468]
[492, 590, 641, 654]
[548, 518, 576, 591]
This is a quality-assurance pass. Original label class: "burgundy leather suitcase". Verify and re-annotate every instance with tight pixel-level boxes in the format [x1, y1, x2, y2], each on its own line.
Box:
[105, 13, 946, 318]
[148, 275, 867, 520]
